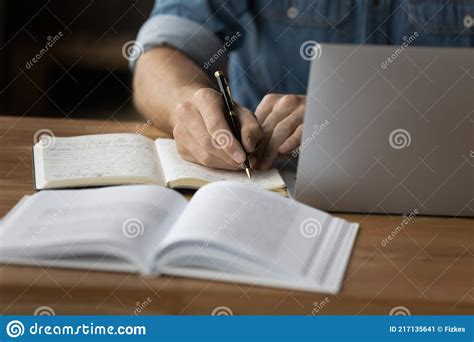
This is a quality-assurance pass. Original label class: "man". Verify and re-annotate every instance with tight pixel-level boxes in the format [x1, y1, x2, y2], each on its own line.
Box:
[132, 0, 472, 170]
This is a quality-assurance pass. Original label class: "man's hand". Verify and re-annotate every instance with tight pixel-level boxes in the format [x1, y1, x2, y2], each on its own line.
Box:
[255, 94, 306, 170]
[173, 87, 262, 170]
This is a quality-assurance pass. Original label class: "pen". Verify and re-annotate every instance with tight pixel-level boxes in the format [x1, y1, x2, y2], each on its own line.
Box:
[214, 70, 252, 179]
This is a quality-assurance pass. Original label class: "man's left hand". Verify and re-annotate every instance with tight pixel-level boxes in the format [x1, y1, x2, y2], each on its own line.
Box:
[254, 94, 306, 170]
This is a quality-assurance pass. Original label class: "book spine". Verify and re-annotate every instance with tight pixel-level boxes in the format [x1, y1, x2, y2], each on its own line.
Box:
[31, 146, 39, 191]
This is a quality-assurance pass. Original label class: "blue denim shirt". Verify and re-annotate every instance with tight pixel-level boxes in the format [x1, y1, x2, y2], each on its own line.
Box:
[135, 0, 473, 110]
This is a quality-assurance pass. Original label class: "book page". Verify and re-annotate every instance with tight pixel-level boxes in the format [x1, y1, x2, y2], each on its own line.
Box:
[35, 134, 164, 187]
[158, 181, 358, 290]
[0, 185, 187, 273]
[154, 139, 286, 190]
[158, 181, 319, 272]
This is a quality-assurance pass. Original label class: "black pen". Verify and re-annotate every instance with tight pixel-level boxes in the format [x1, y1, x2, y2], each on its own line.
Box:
[214, 70, 252, 179]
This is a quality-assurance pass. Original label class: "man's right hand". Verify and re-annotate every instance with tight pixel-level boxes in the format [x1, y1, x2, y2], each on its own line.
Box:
[173, 87, 262, 170]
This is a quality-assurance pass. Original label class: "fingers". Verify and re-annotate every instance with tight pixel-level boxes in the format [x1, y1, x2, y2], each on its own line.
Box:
[176, 134, 240, 170]
[255, 93, 282, 124]
[235, 104, 262, 153]
[173, 88, 261, 171]
[279, 124, 304, 154]
[192, 88, 247, 164]
[255, 94, 306, 170]
[259, 114, 302, 170]
[260, 94, 302, 130]
[175, 101, 241, 169]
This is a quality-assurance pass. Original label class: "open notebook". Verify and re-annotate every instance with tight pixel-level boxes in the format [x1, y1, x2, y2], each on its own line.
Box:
[33, 134, 286, 194]
[0, 182, 359, 294]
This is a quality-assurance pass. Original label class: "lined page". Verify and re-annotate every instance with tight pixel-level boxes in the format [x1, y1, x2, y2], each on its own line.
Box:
[154, 139, 286, 190]
[35, 134, 164, 187]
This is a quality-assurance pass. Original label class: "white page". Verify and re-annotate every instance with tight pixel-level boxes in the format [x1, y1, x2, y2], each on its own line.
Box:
[0, 195, 32, 226]
[0, 185, 187, 272]
[158, 181, 359, 289]
[35, 134, 164, 186]
[154, 139, 285, 189]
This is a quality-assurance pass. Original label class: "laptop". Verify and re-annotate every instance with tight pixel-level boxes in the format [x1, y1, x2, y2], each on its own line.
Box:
[295, 44, 473, 217]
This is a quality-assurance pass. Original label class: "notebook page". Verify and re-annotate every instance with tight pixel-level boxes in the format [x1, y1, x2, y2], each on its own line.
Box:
[35, 134, 164, 186]
[154, 139, 286, 190]
[159, 181, 358, 289]
[0, 185, 187, 271]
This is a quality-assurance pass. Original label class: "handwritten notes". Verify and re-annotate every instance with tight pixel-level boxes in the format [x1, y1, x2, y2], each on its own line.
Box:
[41, 134, 163, 182]
[154, 139, 286, 190]
[35, 134, 286, 191]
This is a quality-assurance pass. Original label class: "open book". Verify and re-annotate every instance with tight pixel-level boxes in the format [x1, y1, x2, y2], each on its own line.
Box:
[33, 134, 286, 194]
[0, 182, 359, 294]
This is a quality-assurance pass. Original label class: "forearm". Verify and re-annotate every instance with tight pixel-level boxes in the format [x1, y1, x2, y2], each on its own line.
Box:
[132, 47, 213, 134]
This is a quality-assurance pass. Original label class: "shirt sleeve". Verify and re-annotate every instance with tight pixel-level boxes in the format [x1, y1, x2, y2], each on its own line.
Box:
[131, 0, 249, 71]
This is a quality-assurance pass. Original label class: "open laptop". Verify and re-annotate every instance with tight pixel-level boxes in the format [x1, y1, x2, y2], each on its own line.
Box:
[295, 44, 473, 217]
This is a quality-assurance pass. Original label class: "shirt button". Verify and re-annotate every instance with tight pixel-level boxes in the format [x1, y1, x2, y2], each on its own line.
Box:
[464, 14, 473, 28]
[287, 6, 298, 19]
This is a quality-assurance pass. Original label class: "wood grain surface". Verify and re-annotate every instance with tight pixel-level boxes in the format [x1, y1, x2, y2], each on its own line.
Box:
[0, 115, 472, 315]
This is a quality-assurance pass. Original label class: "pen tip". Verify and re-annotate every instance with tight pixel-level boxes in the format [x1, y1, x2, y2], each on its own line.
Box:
[245, 168, 252, 180]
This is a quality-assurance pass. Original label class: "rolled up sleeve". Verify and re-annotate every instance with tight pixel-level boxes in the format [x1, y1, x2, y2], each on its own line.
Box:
[131, 0, 248, 71]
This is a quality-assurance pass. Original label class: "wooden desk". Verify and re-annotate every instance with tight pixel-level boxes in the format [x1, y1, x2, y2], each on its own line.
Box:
[0, 115, 473, 315]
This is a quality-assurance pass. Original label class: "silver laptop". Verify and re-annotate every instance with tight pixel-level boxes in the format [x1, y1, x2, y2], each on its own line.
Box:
[295, 44, 473, 217]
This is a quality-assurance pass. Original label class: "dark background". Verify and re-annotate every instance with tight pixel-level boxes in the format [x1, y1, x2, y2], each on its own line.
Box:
[0, 0, 154, 120]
